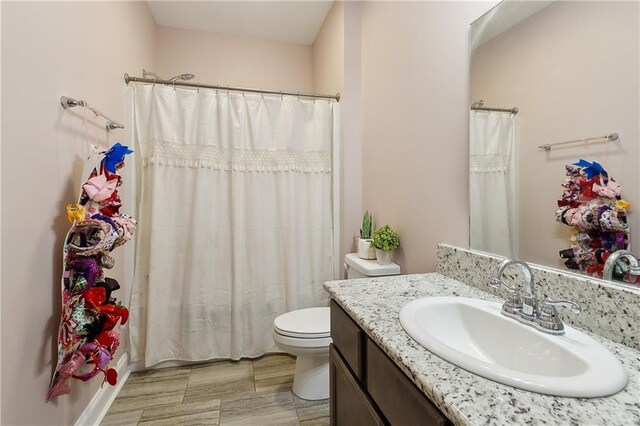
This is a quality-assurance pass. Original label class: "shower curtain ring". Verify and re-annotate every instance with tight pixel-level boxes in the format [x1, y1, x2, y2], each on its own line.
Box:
[227, 86, 230, 96]
[216, 84, 219, 94]
[297, 92, 300, 101]
[280, 90, 283, 100]
[197, 83, 200, 93]
[173, 80, 176, 91]
[261, 89, 264, 99]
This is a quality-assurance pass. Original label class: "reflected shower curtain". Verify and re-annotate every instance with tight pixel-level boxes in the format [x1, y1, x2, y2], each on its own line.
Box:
[469, 111, 517, 257]
[128, 85, 337, 367]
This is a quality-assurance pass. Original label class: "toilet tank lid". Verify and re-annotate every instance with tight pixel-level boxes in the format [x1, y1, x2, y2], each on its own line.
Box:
[345, 253, 401, 276]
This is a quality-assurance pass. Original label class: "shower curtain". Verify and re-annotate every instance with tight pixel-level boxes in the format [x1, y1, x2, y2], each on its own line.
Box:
[127, 85, 337, 367]
[469, 111, 517, 257]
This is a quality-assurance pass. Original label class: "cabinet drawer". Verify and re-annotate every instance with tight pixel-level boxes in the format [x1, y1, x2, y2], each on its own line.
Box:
[330, 300, 364, 380]
[366, 338, 451, 426]
[330, 345, 386, 426]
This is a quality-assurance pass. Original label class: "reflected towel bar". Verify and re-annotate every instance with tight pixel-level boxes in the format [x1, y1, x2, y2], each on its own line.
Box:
[470, 99, 518, 115]
[538, 133, 619, 151]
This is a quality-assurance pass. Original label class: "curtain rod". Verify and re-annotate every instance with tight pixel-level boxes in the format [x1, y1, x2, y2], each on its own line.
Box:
[123, 73, 340, 102]
[60, 96, 124, 130]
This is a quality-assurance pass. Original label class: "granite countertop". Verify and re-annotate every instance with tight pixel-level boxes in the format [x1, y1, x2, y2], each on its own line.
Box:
[323, 273, 640, 426]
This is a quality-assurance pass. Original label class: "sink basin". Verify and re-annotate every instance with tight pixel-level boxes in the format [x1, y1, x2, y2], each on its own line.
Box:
[399, 297, 628, 397]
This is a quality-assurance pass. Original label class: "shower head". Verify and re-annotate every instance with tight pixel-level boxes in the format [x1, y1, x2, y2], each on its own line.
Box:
[142, 69, 161, 80]
[169, 73, 196, 82]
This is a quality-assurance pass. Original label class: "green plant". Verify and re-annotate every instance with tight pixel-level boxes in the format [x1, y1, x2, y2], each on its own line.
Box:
[360, 211, 372, 239]
[372, 225, 400, 251]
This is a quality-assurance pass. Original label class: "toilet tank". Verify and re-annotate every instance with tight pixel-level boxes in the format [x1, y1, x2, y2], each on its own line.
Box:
[344, 253, 401, 279]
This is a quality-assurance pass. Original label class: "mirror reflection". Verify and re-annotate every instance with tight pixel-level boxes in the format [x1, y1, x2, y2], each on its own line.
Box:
[469, 1, 640, 283]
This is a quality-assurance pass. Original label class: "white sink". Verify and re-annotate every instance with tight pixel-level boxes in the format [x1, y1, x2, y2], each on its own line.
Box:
[399, 297, 628, 397]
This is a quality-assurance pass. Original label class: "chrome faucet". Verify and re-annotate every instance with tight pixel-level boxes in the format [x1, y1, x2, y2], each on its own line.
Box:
[602, 250, 640, 281]
[490, 258, 581, 335]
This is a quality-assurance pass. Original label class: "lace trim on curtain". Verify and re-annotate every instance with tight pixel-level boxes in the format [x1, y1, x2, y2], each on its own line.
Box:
[469, 154, 508, 173]
[139, 141, 331, 173]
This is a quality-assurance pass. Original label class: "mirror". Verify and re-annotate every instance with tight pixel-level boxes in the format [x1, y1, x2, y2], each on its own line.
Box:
[469, 0, 640, 283]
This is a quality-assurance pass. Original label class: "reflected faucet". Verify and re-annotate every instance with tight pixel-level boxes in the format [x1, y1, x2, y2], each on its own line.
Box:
[603, 250, 640, 281]
[490, 258, 581, 335]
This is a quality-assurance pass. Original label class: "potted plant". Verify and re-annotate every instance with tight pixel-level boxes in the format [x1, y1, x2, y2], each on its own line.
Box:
[372, 225, 400, 265]
[357, 211, 376, 259]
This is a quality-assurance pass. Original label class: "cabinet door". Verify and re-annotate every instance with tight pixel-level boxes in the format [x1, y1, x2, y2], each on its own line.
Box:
[330, 345, 386, 426]
[330, 300, 365, 380]
[366, 339, 451, 426]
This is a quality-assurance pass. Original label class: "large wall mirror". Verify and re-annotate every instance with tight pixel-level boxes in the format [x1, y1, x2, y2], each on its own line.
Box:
[469, 0, 640, 284]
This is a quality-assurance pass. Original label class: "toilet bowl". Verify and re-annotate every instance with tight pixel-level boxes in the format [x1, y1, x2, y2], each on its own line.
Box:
[274, 254, 401, 400]
[272, 307, 331, 400]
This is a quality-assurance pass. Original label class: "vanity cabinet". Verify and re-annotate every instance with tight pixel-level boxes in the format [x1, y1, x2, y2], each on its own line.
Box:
[330, 300, 451, 426]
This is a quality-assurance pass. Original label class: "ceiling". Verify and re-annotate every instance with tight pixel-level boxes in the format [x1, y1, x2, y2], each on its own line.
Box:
[471, 1, 553, 51]
[147, 1, 334, 46]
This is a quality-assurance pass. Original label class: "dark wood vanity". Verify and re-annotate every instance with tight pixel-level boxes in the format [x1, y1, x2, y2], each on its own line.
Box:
[330, 300, 451, 425]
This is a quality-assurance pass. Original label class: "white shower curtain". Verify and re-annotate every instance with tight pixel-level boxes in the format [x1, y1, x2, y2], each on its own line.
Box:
[128, 85, 337, 367]
[469, 111, 517, 257]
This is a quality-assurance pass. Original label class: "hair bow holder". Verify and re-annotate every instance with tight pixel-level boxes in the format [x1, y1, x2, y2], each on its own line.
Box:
[555, 159, 632, 281]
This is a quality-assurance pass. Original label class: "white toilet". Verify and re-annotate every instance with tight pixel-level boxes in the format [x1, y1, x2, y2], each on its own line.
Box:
[272, 253, 401, 400]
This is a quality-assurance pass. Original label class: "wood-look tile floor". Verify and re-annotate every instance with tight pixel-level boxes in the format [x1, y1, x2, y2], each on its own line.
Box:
[101, 354, 329, 426]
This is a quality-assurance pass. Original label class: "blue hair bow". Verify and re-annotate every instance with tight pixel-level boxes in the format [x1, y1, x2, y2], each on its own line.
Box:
[103, 143, 133, 173]
[574, 159, 608, 179]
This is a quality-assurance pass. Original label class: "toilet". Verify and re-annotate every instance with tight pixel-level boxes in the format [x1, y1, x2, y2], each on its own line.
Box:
[272, 253, 401, 400]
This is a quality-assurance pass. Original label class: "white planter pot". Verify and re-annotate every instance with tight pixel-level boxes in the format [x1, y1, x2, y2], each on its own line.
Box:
[376, 249, 393, 265]
[357, 238, 376, 260]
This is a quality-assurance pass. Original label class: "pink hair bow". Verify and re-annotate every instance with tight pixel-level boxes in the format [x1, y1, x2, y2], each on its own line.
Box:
[83, 174, 118, 202]
[593, 180, 621, 198]
[46, 352, 85, 401]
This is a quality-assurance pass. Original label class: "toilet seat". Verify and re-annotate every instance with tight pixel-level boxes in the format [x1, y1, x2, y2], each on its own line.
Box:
[273, 331, 332, 349]
[273, 307, 330, 339]
[274, 327, 331, 339]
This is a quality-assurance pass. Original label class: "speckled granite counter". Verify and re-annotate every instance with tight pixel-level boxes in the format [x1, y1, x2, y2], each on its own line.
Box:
[323, 274, 640, 426]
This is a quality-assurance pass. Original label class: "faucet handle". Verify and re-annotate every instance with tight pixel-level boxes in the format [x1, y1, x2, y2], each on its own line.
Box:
[489, 277, 518, 293]
[534, 299, 581, 335]
[535, 299, 581, 335]
[490, 277, 523, 316]
[540, 299, 581, 314]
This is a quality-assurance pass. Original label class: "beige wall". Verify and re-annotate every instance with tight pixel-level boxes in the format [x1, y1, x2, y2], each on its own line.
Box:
[471, 1, 640, 268]
[1, 2, 155, 424]
[155, 26, 314, 93]
[361, 1, 496, 273]
[313, 2, 344, 97]
[312, 1, 364, 273]
[341, 2, 365, 267]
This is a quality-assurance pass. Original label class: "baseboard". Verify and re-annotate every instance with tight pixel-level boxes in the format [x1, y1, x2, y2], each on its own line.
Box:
[74, 352, 131, 426]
